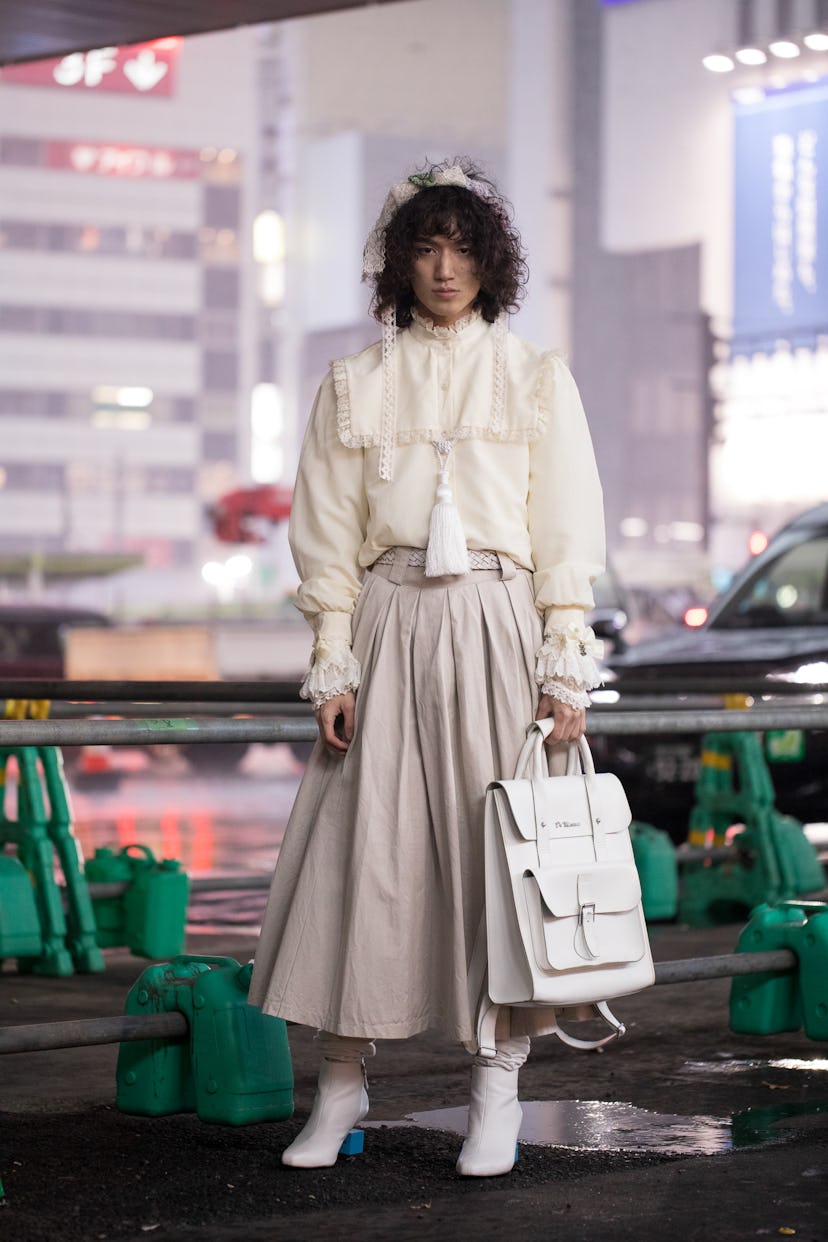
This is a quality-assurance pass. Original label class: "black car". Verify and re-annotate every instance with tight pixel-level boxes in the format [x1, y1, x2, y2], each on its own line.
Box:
[0, 604, 111, 679]
[592, 504, 828, 839]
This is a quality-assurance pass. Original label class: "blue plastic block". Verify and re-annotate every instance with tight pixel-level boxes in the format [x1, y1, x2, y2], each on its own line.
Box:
[339, 1128, 365, 1156]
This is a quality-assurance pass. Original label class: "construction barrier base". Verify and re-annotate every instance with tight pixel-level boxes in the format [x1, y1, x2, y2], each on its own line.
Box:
[730, 901, 828, 1040]
[117, 955, 293, 1125]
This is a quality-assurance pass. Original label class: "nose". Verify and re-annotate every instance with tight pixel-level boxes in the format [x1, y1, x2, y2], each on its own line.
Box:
[435, 248, 455, 281]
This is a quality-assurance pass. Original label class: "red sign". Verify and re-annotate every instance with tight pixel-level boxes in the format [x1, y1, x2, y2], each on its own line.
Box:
[1, 40, 180, 96]
[46, 140, 202, 180]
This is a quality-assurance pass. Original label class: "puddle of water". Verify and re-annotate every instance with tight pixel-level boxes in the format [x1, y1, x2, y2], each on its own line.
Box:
[369, 1100, 732, 1155]
[732, 1101, 828, 1147]
[682, 1058, 828, 1076]
[368, 1096, 828, 1156]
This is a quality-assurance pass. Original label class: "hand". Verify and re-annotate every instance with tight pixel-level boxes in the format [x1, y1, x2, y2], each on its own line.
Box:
[535, 693, 586, 745]
[315, 691, 356, 756]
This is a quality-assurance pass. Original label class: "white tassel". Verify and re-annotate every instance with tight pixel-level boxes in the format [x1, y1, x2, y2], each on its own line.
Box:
[425, 441, 469, 576]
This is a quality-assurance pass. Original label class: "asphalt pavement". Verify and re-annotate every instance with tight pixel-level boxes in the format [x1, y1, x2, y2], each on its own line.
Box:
[3, 919, 828, 1242]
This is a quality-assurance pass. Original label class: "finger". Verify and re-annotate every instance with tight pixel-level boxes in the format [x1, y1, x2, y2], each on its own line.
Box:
[341, 696, 355, 744]
[318, 704, 348, 753]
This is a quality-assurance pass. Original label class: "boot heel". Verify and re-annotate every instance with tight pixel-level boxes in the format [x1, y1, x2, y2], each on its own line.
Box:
[281, 1060, 368, 1168]
[339, 1129, 365, 1156]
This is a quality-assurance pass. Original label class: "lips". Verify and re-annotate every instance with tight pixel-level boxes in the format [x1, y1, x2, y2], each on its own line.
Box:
[434, 288, 459, 296]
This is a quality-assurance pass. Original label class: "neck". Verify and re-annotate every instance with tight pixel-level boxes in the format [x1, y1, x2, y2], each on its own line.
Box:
[413, 302, 479, 329]
[414, 299, 471, 329]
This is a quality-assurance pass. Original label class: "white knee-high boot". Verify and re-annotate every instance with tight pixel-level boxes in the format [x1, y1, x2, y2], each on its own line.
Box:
[456, 1064, 523, 1177]
[282, 1058, 369, 1168]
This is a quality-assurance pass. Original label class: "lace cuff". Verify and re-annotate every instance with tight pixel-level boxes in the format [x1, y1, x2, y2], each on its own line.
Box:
[299, 638, 361, 709]
[534, 622, 603, 692]
[541, 677, 592, 711]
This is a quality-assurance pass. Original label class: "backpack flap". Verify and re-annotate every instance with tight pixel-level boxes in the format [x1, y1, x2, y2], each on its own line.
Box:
[523, 862, 647, 972]
[495, 773, 634, 864]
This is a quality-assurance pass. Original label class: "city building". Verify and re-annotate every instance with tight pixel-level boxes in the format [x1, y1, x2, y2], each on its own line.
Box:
[0, 31, 258, 614]
[2, 0, 825, 617]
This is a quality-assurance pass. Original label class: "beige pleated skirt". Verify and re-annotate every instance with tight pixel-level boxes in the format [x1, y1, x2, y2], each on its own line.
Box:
[249, 548, 564, 1047]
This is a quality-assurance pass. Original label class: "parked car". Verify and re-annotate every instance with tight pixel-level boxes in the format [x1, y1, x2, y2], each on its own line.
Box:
[592, 504, 828, 839]
[588, 566, 690, 656]
[0, 604, 311, 775]
[0, 604, 111, 679]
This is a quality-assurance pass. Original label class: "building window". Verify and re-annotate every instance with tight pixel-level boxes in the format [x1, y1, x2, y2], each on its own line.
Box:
[202, 431, 237, 462]
[0, 389, 196, 421]
[202, 351, 238, 392]
[0, 219, 198, 260]
[0, 304, 196, 341]
[204, 185, 240, 230]
[2, 462, 65, 489]
[200, 312, 238, 348]
[204, 267, 239, 309]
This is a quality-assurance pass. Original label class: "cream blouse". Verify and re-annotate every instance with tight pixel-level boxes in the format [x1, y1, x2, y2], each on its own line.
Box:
[289, 310, 606, 708]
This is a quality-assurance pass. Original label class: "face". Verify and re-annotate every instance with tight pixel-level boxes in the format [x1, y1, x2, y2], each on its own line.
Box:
[410, 234, 482, 327]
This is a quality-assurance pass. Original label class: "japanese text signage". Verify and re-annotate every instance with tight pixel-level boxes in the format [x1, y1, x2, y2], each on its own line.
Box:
[46, 141, 201, 180]
[1, 41, 180, 96]
[733, 80, 828, 350]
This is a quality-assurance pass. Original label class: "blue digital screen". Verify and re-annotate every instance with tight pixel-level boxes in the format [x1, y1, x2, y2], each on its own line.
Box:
[733, 80, 828, 351]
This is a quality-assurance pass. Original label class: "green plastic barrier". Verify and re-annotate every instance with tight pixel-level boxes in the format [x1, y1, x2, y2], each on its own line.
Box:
[630, 821, 678, 921]
[0, 746, 103, 975]
[730, 901, 828, 1041]
[0, 854, 42, 959]
[190, 959, 293, 1125]
[117, 955, 293, 1125]
[86, 845, 190, 959]
[118, 958, 208, 1115]
[770, 815, 826, 896]
[679, 731, 825, 927]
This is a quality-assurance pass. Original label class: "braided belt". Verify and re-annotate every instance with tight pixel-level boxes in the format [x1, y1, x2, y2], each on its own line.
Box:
[374, 547, 501, 570]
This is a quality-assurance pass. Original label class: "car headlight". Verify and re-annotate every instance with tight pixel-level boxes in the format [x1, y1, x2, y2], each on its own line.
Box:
[768, 661, 828, 685]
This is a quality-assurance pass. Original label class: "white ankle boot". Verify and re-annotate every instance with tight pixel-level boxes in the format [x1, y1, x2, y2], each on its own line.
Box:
[456, 1065, 522, 1177]
[282, 1058, 369, 1168]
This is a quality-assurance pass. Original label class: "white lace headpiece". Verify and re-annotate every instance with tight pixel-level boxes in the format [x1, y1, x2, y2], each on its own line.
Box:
[363, 162, 497, 482]
[362, 162, 493, 279]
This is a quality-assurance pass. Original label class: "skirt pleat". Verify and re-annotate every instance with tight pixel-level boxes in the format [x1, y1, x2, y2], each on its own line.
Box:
[249, 561, 562, 1045]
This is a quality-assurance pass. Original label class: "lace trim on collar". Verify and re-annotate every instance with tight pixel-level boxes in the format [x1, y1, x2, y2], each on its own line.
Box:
[411, 307, 481, 337]
[332, 314, 546, 457]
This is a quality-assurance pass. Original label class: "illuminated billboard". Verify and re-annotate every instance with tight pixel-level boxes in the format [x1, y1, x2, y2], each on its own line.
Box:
[1, 40, 180, 96]
[733, 80, 828, 351]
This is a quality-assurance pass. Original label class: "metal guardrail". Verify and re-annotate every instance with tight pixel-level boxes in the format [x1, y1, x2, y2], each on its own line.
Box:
[1, 704, 828, 746]
[85, 874, 273, 899]
[2, 677, 827, 700]
[0, 1012, 189, 1054]
[0, 685, 816, 1062]
[0, 949, 798, 1055]
[0, 680, 305, 702]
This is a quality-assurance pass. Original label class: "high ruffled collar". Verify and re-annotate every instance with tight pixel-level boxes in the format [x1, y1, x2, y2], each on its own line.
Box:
[409, 307, 492, 346]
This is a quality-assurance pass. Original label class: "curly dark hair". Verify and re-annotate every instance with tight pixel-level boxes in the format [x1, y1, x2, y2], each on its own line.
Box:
[371, 159, 527, 328]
